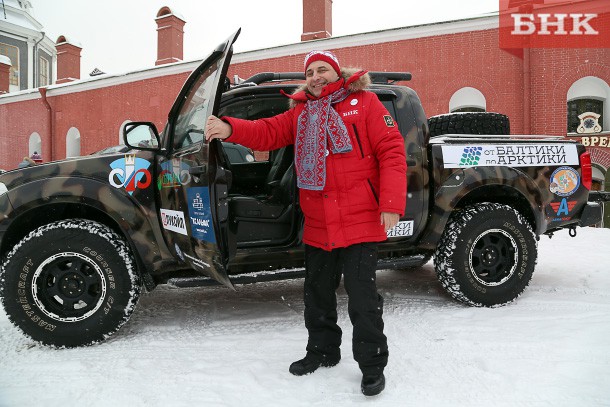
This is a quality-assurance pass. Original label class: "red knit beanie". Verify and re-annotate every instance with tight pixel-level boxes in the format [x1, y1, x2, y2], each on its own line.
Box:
[303, 50, 341, 76]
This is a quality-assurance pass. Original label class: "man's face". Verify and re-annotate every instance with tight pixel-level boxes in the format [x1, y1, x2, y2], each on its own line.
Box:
[305, 61, 339, 97]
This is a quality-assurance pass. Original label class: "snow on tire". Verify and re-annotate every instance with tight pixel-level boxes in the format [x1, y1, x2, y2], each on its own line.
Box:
[433, 203, 537, 307]
[0, 219, 140, 347]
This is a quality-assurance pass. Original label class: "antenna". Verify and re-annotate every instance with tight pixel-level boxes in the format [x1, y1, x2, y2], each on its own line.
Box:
[1, 0, 6, 19]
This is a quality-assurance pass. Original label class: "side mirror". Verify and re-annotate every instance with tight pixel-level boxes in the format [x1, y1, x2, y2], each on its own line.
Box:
[123, 122, 161, 151]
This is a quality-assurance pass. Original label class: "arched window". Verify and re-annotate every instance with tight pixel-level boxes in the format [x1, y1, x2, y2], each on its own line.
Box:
[66, 127, 81, 158]
[29, 132, 42, 156]
[449, 87, 486, 113]
[567, 76, 609, 134]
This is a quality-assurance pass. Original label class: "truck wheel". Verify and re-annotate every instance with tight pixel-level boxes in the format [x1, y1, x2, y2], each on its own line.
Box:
[428, 112, 510, 137]
[433, 203, 537, 307]
[0, 219, 140, 347]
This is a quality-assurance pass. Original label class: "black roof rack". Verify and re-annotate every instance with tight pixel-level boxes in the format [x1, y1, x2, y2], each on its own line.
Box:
[237, 71, 412, 87]
[369, 72, 412, 83]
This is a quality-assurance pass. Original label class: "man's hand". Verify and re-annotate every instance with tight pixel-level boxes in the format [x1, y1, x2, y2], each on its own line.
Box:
[381, 212, 400, 232]
[205, 115, 232, 141]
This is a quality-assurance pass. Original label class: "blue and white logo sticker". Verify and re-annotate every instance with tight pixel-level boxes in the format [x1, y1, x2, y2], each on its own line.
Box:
[109, 154, 151, 195]
[187, 187, 216, 243]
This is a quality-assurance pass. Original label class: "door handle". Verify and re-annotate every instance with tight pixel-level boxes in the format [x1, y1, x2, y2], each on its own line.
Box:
[189, 165, 207, 175]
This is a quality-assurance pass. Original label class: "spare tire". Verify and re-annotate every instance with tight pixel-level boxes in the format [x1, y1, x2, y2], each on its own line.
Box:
[428, 112, 510, 137]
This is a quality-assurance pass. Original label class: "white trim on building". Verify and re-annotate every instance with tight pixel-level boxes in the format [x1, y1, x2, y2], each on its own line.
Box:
[0, 15, 499, 104]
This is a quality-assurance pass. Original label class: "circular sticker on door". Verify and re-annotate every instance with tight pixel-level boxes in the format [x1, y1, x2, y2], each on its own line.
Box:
[549, 166, 580, 197]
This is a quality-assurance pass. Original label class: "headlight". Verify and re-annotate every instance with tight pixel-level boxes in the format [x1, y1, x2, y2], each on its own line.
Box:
[0, 182, 7, 196]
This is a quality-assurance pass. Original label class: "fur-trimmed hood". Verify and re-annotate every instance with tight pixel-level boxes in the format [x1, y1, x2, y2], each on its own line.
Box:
[287, 68, 371, 108]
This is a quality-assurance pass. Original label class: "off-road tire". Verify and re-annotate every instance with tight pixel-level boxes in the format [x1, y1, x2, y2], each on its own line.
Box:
[0, 219, 140, 347]
[428, 112, 510, 137]
[433, 203, 537, 307]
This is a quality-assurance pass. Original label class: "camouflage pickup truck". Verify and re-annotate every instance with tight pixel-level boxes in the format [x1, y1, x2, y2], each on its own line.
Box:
[0, 30, 602, 347]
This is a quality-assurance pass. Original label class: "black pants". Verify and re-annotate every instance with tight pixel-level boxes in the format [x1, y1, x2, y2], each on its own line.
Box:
[303, 243, 387, 375]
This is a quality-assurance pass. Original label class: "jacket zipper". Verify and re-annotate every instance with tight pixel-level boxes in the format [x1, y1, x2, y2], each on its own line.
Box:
[367, 179, 379, 204]
[352, 125, 364, 159]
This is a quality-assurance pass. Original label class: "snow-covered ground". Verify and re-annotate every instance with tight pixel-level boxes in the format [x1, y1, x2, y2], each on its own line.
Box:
[1, 227, 609, 406]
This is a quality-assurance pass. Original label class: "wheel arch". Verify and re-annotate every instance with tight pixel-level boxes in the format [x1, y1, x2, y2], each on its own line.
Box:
[456, 184, 538, 231]
[1, 181, 162, 291]
[420, 170, 543, 249]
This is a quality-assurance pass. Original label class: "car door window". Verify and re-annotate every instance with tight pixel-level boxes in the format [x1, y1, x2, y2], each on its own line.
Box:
[172, 63, 221, 150]
[219, 95, 289, 161]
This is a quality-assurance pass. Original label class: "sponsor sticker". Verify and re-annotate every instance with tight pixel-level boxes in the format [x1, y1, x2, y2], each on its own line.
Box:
[160, 209, 188, 235]
[441, 144, 579, 168]
[187, 187, 216, 243]
[549, 166, 580, 196]
[108, 154, 152, 195]
[549, 198, 577, 221]
[158, 158, 192, 190]
[499, 0, 610, 53]
[387, 220, 414, 238]
[383, 115, 395, 127]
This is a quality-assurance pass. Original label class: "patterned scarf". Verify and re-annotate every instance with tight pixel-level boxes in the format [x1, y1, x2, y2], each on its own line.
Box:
[295, 84, 352, 190]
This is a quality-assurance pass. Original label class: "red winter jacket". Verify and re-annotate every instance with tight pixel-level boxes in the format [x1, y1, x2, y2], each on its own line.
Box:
[223, 70, 407, 250]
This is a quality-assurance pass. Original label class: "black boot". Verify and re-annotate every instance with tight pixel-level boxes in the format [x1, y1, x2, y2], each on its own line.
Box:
[361, 373, 385, 396]
[289, 353, 340, 376]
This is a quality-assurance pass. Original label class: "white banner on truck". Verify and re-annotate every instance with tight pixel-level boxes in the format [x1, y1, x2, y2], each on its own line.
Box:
[441, 144, 579, 168]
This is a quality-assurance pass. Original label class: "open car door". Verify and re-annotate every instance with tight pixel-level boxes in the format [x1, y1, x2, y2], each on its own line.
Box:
[156, 29, 240, 288]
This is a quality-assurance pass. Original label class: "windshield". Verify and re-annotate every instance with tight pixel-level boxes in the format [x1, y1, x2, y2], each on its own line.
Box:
[172, 61, 221, 150]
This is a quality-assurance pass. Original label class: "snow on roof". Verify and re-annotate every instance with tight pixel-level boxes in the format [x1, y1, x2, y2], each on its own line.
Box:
[155, 6, 186, 22]
[55, 35, 82, 48]
[1, 0, 43, 33]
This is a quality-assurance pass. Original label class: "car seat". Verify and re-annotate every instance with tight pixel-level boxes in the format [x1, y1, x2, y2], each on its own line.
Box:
[230, 161, 296, 246]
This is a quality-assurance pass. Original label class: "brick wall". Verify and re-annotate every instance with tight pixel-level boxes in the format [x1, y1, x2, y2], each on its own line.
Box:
[0, 24, 609, 170]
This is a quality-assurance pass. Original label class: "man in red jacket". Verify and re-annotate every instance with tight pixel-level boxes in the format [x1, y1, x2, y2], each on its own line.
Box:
[206, 50, 407, 396]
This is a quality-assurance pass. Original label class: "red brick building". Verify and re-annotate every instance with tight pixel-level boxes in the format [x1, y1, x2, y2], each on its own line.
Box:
[0, 1, 609, 224]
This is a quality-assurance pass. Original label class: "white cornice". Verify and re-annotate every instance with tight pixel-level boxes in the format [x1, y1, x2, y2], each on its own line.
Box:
[0, 21, 40, 40]
[0, 59, 201, 103]
[233, 15, 498, 63]
[0, 14, 499, 104]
